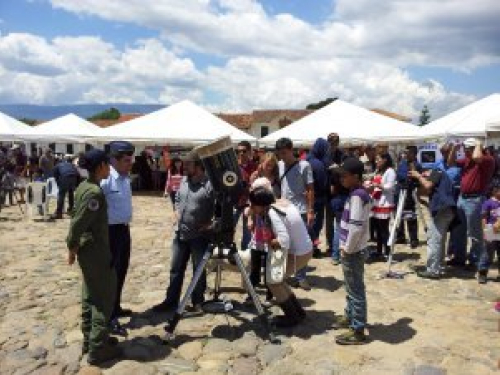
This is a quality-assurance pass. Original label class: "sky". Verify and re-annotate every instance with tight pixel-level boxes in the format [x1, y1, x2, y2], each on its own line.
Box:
[0, 0, 499, 121]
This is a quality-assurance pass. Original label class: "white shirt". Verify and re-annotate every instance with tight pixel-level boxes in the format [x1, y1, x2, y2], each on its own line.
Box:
[268, 200, 312, 256]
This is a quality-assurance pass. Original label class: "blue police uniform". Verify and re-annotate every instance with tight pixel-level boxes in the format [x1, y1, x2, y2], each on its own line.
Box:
[100, 141, 134, 324]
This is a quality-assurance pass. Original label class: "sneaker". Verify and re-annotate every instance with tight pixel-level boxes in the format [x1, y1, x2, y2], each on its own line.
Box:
[410, 241, 419, 249]
[477, 271, 487, 284]
[335, 329, 368, 345]
[395, 238, 407, 245]
[297, 279, 311, 291]
[83, 336, 119, 355]
[331, 258, 341, 266]
[331, 315, 350, 330]
[417, 270, 440, 280]
[87, 345, 122, 366]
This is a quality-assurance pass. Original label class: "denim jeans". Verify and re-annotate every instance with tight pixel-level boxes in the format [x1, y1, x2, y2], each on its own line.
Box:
[56, 176, 77, 214]
[165, 235, 208, 307]
[479, 241, 500, 272]
[426, 207, 455, 274]
[342, 251, 367, 331]
[457, 195, 485, 266]
[331, 213, 342, 261]
[234, 208, 251, 250]
[310, 199, 326, 245]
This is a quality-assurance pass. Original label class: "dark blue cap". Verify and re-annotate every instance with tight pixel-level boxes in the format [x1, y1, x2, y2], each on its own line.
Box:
[109, 141, 135, 157]
[79, 149, 109, 171]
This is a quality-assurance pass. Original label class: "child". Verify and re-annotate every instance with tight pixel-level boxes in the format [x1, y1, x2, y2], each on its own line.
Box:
[479, 185, 500, 283]
[332, 157, 371, 345]
[66, 149, 121, 366]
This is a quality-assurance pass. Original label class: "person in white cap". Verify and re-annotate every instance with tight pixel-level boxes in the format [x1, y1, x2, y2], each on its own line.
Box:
[448, 138, 495, 283]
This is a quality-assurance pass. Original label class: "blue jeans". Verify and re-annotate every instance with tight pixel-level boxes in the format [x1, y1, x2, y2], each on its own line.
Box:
[310, 200, 326, 244]
[234, 208, 251, 250]
[457, 195, 485, 266]
[480, 241, 500, 272]
[342, 251, 367, 331]
[165, 235, 208, 307]
[426, 208, 455, 274]
[331, 213, 342, 261]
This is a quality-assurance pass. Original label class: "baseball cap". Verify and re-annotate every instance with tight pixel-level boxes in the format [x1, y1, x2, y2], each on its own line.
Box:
[109, 141, 135, 156]
[463, 138, 477, 148]
[338, 157, 365, 176]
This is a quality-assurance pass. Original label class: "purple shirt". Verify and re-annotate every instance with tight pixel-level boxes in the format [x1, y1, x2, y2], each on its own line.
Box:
[482, 198, 500, 225]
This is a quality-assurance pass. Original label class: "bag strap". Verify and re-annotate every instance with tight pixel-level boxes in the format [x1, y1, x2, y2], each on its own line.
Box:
[280, 161, 299, 183]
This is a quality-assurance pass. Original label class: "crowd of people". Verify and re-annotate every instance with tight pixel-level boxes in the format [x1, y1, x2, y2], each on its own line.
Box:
[3, 132, 500, 366]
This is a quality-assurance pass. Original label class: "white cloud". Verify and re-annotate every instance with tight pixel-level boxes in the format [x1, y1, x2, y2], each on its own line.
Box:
[0, 33, 202, 104]
[49, 0, 500, 68]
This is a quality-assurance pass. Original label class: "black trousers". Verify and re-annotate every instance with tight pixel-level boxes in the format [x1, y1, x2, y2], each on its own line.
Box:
[373, 218, 390, 255]
[397, 217, 419, 243]
[109, 224, 131, 320]
[249, 249, 272, 298]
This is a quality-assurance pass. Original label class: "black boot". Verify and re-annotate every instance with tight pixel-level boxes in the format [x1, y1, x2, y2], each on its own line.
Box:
[273, 296, 303, 328]
[87, 344, 122, 366]
[290, 294, 307, 321]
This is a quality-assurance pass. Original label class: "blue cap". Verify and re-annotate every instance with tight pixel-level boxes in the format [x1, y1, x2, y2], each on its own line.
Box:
[109, 141, 135, 157]
[79, 149, 109, 171]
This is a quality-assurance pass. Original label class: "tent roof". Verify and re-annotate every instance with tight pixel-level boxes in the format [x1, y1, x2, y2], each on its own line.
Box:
[259, 99, 420, 147]
[420, 93, 500, 139]
[28, 113, 102, 142]
[100, 100, 256, 145]
[0, 112, 34, 141]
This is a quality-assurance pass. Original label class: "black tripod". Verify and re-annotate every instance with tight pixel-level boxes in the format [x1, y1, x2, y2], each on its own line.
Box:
[164, 198, 279, 343]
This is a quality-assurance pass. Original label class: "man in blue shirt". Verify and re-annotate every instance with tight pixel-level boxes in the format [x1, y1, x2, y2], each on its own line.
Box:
[52, 156, 79, 219]
[101, 141, 134, 336]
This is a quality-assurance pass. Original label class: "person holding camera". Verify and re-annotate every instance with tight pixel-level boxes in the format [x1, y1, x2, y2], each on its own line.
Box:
[248, 184, 312, 328]
[408, 167, 456, 279]
[153, 151, 215, 314]
[448, 138, 495, 277]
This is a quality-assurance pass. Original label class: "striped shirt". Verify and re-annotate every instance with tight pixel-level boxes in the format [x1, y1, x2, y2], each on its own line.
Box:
[340, 188, 372, 254]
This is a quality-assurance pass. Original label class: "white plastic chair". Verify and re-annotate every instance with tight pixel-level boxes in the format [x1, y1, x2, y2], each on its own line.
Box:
[25, 182, 49, 220]
[46, 177, 59, 199]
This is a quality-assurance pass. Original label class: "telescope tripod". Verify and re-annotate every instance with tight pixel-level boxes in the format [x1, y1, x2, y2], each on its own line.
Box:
[164, 241, 279, 344]
[383, 187, 427, 279]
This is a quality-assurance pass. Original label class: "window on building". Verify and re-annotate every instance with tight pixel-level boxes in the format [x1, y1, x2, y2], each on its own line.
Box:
[261, 126, 269, 137]
[67, 144, 74, 154]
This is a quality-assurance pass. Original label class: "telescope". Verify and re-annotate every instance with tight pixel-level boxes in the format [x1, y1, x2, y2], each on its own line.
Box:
[164, 136, 278, 343]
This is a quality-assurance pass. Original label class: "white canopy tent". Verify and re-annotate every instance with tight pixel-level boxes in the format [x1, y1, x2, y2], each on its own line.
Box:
[419, 93, 500, 139]
[0, 112, 34, 141]
[259, 99, 420, 147]
[26, 113, 103, 143]
[99, 100, 256, 145]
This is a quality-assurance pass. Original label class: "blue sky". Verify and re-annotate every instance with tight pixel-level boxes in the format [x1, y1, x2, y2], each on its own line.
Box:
[0, 0, 498, 119]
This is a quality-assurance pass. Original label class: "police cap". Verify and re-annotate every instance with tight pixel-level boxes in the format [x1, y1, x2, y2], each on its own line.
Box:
[109, 141, 135, 157]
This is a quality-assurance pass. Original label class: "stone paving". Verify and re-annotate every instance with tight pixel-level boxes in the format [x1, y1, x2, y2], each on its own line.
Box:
[0, 194, 499, 375]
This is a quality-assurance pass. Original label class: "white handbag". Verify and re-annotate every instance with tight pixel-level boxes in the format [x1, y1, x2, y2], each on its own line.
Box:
[266, 245, 288, 285]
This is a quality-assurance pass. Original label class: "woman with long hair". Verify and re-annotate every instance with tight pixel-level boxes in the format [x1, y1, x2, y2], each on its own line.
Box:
[368, 152, 396, 260]
[164, 157, 183, 207]
[250, 152, 281, 198]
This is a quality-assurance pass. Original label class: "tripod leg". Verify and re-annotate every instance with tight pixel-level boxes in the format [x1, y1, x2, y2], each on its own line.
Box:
[164, 246, 213, 339]
[387, 189, 407, 270]
[231, 251, 279, 344]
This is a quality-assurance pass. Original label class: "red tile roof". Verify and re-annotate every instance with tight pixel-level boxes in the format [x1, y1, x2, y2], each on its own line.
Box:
[370, 108, 412, 122]
[217, 109, 312, 129]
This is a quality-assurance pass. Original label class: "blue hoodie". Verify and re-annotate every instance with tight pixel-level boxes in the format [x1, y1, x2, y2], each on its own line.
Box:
[307, 138, 331, 201]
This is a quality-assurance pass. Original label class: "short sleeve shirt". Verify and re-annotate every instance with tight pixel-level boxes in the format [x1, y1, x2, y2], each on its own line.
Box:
[482, 199, 500, 225]
[278, 160, 313, 214]
[457, 155, 495, 195]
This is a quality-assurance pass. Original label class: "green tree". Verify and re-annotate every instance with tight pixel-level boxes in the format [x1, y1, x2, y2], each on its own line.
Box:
[18, 118, 38, 126]
[88, 107, 121, 121]
[419, 105, 431, 126]
[306, 97, 338, 110]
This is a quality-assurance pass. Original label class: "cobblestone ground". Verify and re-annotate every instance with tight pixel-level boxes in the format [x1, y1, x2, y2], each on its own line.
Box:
[0, 195, 499, 375]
